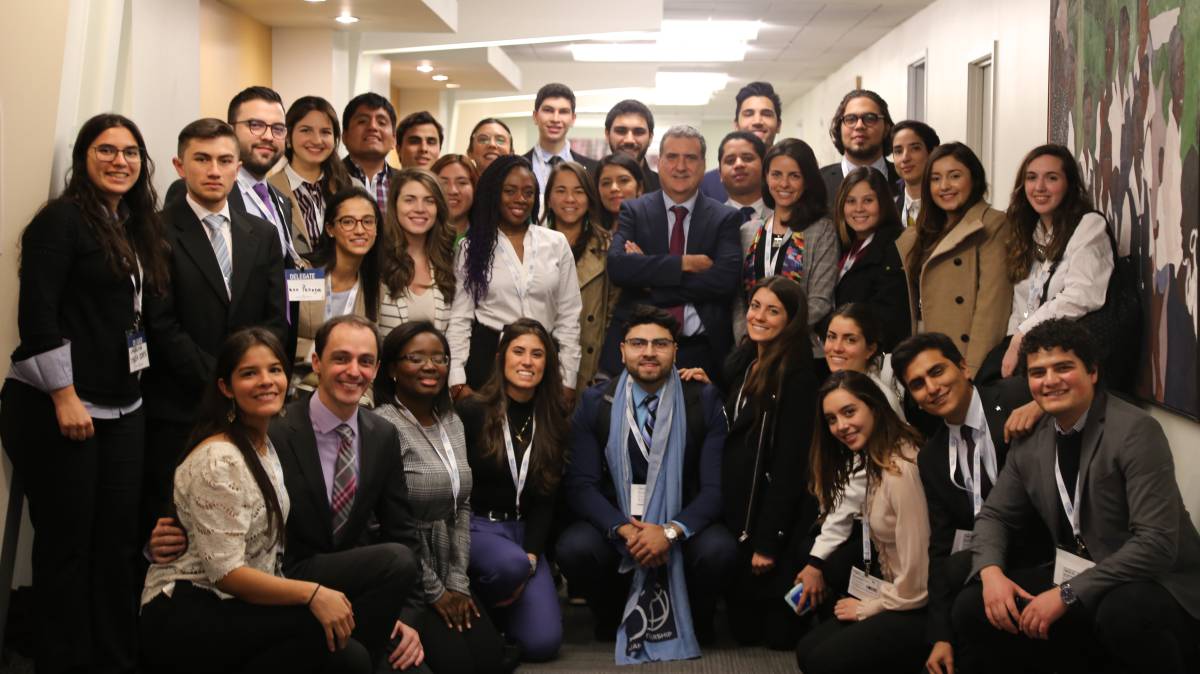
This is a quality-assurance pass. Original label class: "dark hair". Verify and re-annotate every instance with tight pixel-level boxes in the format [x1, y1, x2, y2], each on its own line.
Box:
[623, 304, 679, 339]
[342, 93, 397, 132]
[472, 318, 568, 496]
[534, 83, 576, 112]
[177, 118, 238, 157]
[891, 332, 965, 388]
[740, 277, 812, 407]
[594, 153, 645, 230]
[226, 85, 284, 125]
[283, 96, 354, 197]
[313, 188, 386, 321]
[833, 166, 902, 247]
[891, 120, 941, 154]
[762, 138, 827, 229]
[826, 303, 884, 370]
[1018, 317, 1099, 374]
[906, 142, 989, 276]
[185, 327, 289, 545]
[718, 130, 767, 163]
[828, 89, 895, 155]
[605, 99, 655, 134]
[735, 81, 782, 121]
[52, 113, 170, 295]
[543, 161, 604, 261]
[809, 370, 922, 512]
[396, 110, 445, 148]
[466, 118, 513, 155]
[374, 320, 453, 410]
[463, 155, 539, 302]
[1005, 144, 1096, 284]
[313, 314, 381, 362]
[381, 168, 457, 302]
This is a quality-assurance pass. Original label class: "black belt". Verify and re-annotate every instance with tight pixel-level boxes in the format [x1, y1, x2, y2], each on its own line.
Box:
[480, 509, 521, 522]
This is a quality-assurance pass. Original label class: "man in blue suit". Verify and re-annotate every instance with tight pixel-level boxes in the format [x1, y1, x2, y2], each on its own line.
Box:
[603, 124, 742, 382]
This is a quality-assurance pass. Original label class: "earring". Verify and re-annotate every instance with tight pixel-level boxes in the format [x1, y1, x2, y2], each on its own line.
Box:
[227, 400, 237, 424]
[278, 404, 287, 418]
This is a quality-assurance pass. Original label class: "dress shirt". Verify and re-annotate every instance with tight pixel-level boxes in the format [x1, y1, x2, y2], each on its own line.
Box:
[1007, 212, 1113, 336]
[945, 387, 997, 495]
[661, 191, 704, 337]
[530, 142, 575, 197]
[284, 164, 326, 244]
[840, 155, 890, 179]
[185, 194, 233, 261]
[308, 392, 361, 502]
[901, 190, 921, 228]
[447, 225, 583, 388]
[345, 158, 391, 217]
[236, 168, 292, 261]
[725, 196, 766, 223]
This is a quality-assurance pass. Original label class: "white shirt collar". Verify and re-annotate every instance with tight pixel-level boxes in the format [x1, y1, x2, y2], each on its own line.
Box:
[663, 190, 699, 213]
[237, 167, 269, 192]
[284, 163, 321, 191]
[947, 386, 987, 437]
[1053, 409, 1089, 435]
[184, 192, 232, 226]
[725, 196, 765, 217]
[840, 154, 889, 179]
[533, 141, 573, 166]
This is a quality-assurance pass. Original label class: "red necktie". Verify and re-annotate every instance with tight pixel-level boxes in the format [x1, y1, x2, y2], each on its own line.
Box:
[667, 206, 688, 326]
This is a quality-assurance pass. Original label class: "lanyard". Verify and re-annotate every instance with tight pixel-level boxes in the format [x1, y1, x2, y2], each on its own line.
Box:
[395, 402, 460, 500]
[624, 377, 652, 463]
[861, 496, 872, 566]
[502, 415, 535, 513]
[1024, 262, 1053, 319]
[1054, 450, 1083, 537]
[131, 256, 144, 324]
[839, 232, 875, 280]
[244, 182, 302, 263]
[760, 216, 787, 280]
[324, 277, 360, 322]
[948, 425, 995, 516]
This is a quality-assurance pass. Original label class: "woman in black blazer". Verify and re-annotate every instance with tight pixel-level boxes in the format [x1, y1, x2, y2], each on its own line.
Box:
[830, 167, 910, 352]
[0, 114, 170, 673]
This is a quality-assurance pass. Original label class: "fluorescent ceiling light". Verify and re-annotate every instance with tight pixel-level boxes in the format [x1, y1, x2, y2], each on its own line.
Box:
[432, 74, 449, 81]
[445, 83, 461, 89]
[570, 20, 760, 63]
[335, 13, 358, 24]
[416, 64, 433, 73]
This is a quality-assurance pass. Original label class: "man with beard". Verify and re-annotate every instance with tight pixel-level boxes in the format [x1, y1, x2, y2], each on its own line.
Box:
[819, 89, 901, 211]
[716, 131, 766, 223]
[604, 99, 660, 192]
[699, 82, 782, 202]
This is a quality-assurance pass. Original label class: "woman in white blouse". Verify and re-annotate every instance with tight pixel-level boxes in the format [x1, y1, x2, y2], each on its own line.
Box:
[378, 168, 456, 335]
[447, 154, 582, 406]
[140, 328, 369, 673]
[999, 144, 1114, 378]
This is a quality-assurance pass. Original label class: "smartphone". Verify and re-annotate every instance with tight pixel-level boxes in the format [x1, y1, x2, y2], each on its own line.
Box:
[783, 582, 814, 616]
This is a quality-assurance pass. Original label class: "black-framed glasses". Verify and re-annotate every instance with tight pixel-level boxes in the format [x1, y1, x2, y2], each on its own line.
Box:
[92, 144, 142, 163]
[840, 113, 883, 127]
[237, 119, 288, 139]
[334, 216, 377, 232]
[623, 338, 675, 351]
[398, 353, 450, 366]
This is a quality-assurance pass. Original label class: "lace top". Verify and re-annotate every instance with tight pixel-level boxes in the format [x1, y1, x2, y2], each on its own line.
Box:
[141, 439, 290, 606]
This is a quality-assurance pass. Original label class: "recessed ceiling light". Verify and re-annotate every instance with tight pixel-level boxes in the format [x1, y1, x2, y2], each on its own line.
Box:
[570, 19, 759, 63]
[416, 64, 433, 73]
[445, 83, 461, 89]
[303, 0, 326, 3]
[432, 74, 449, 81]
[335, 13, 358, 24]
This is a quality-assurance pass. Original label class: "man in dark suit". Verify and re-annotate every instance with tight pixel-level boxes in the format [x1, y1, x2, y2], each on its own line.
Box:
[556, 306, 736, 645]
[522, 82, 599, 200]
[892, 332, 1052, 674]
[603, 124, 742, 381]
[604, 99, 660, 193]
[342, 92, 400, 218]
[819, 89, 901, 211]
[954, 319, 1200, 674]
[699, 81, 782, 202]
[141, 118, 286, 536]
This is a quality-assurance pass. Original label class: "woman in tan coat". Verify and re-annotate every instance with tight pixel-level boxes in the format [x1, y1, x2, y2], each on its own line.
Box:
[895, 142, 1012, 375]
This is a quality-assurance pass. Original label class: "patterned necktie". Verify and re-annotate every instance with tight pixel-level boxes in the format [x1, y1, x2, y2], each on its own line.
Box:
[202, 214, 232, 297]
[251, 181, 280, 224]
[331, 424, 358, 537]
[641, 394, 659, 450]
[666, 206, 688, 325]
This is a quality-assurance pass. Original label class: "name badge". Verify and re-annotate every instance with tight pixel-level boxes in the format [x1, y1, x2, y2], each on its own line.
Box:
[848, 566, 883, 601]
[286, 268, 326, 302]
[1052, 547, 1096, 585]
[630, 484, 647, 518]
[952, 529, 975, 554]
[126, 329, 149, 373]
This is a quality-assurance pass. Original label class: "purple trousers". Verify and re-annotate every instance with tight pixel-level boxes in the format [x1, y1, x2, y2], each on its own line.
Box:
[467, 516, 562, 661]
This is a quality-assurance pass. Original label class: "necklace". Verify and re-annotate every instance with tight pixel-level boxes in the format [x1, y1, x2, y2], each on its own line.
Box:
[512, 410, 533, 445]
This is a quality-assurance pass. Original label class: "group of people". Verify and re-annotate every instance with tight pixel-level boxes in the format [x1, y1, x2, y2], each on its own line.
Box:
[2, 76, 1197, 674]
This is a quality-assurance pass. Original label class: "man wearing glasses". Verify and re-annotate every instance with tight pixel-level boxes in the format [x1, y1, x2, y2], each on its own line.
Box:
[819, 89, 901, 210]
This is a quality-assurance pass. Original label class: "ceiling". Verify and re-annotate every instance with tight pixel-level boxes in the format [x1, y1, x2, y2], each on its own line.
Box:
[220, 0, 456, 31]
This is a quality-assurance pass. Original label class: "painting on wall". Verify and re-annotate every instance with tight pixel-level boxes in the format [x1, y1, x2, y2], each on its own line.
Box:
[1048, 0, 1200, 418]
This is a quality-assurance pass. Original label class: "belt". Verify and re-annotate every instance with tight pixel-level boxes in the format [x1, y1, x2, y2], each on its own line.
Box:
[481, 509, 521, 522]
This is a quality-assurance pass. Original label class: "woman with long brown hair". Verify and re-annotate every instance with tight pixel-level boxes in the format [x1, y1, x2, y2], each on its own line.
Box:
[458, 318, 568, 662]
[378, 168, 457, 334]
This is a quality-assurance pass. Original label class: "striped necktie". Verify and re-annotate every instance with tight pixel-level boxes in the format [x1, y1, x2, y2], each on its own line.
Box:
[202, 214, 232, 297]
[641, 394, 659, 450]
[331, 424, 357, 537]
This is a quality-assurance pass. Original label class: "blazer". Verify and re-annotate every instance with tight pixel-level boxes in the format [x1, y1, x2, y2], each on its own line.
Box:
[820, 160, 901, 211]
[895, 201, 1013, 374]
[267, 169, 319, 259]
[574, 229, 620, 388]
[166, 178, 295, 260]
[832, 225, 911, 351]
[971, 391, 1200, 619]
[521, 147, 599, 175]
[565, 378, 727, 537]
[142, 198, 287, 422]
[603, 190, 743, 374]
[698, 168, 727, 202]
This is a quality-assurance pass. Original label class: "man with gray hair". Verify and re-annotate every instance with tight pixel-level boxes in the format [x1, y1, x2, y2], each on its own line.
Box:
[602, 124, 742, 381]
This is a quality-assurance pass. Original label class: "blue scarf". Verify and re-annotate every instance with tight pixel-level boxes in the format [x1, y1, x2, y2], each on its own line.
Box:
[604, 369, 699, 664]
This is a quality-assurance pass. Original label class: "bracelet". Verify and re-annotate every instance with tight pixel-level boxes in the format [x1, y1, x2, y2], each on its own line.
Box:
[307, 583, 321, 606]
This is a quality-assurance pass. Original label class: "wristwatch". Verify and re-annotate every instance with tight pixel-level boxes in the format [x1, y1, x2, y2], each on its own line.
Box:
[1059, 582, 1078, 608]
[663, 523, 680, 545]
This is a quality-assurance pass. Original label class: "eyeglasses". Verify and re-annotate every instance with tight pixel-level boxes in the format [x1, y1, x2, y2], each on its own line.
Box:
[840, 113, 883, 127]
[398, 353, 450, 366]
[334, 216, 378, 231]
[237, 119, 288, 139]
[473, 134, 509, 147]
[623, 338, 675, 351]
[92, 144, 142, 163]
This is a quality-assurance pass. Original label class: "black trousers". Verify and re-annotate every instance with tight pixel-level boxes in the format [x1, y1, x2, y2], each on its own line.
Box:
[0, 380, 144, 674]
[795, 607, 927, 674]
[287, 543, 433, 674]
[725, 542, 808, 650]
[411, 593, 507, 674]
[141, 416, 193, 536]
[554, 520, 738, 637]
[140, 581, 370, 673]
[464, 320, 501, 390]
[952, 566, 1200, 674]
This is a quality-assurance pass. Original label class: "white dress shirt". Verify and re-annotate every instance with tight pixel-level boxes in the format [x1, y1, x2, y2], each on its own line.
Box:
[901, 190, 921, 228]
[1007, 212, 1113, 336]
[840, 154, 889, 179]
[725, 196, 766, 223]
[662, 191, 705, 337]
[447, 225, 583, 388]
[185, 194, 233, 261]
[236, 168, 294, 261]
[530, 142, 575, 197]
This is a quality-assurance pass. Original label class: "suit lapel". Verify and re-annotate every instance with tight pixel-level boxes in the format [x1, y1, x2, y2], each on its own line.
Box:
[346, 410, 384, 538]
[979, 386, 1010, 455]
[646, 193, 670, 253]
[927, 202, 988, 264]
[686, 195, 713, 254]
[1033, 420, 1065, 540]
[170, 199, 231, 305]
[227, 211, 256, 315]
[287, 403, 335, 543]
[1075, 391, 1108, 505]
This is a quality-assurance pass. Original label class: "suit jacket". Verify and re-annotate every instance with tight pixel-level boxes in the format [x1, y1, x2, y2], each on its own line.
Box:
[819, 160, 901, 211]
[142, 197, 287, 422]
[971, 391, 1200, 619]
[603, 190, 742, 373]
[831, 225, 910, 351]
[521, 147, 599, 175]
[565, 378, 727, 537]
[166, 178, 295, 258]
[640, 159, 662, 193]
[895, 201, 1013, 373]
[698, 168, 727, 202]
[918, 379, 1050, 644]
